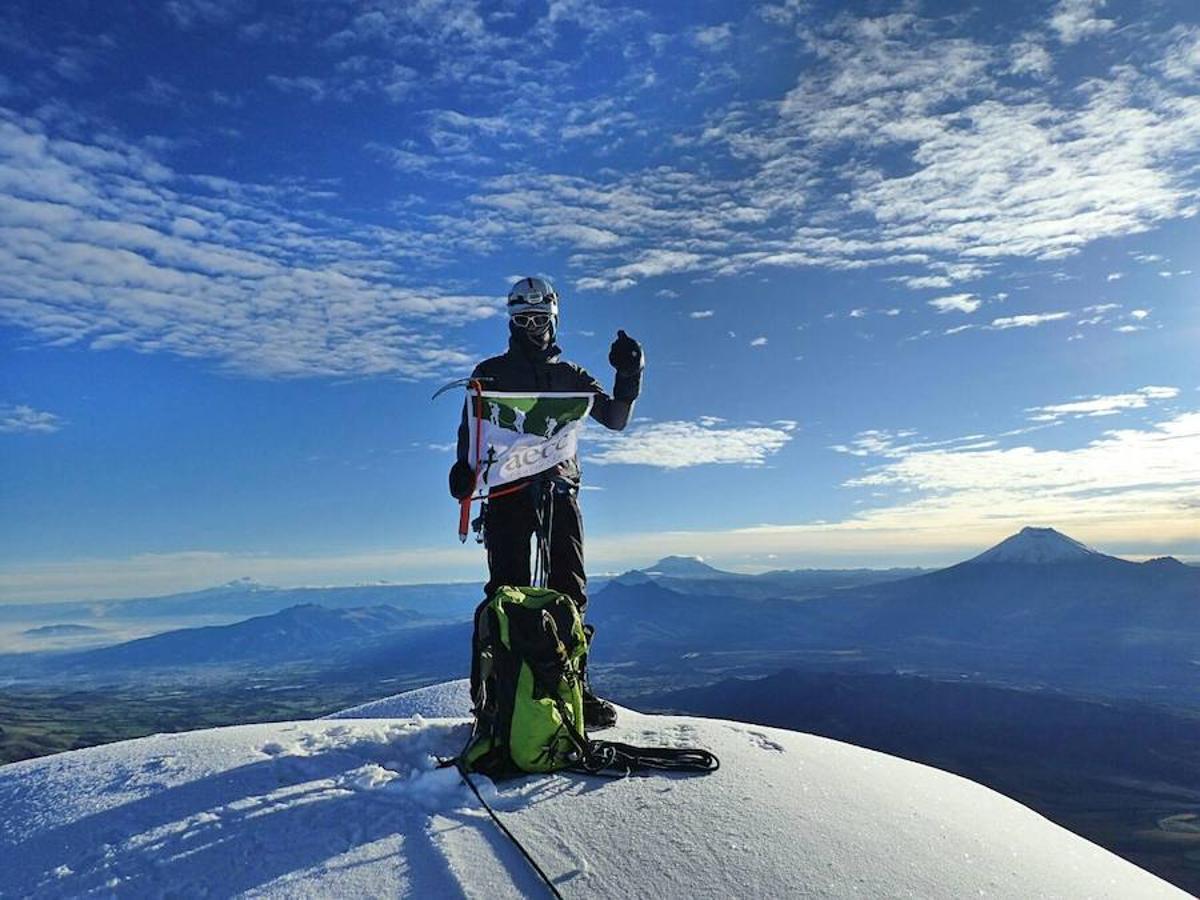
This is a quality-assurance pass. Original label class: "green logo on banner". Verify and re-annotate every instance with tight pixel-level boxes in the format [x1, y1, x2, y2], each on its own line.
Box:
[482, 396, 591, 439]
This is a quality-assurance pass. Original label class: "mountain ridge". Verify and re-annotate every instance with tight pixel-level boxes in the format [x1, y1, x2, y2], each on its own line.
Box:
[59, 603, 428, 670]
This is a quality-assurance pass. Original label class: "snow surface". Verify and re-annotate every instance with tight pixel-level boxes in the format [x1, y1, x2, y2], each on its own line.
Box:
[968, 526, 1102, 564]
[326, 680, 472, 720]
[1, 680, 1185, 899]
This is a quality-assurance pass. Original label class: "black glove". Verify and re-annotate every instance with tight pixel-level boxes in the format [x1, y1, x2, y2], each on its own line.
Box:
[449, 460, 475, 500]
[608, 329, 644, 377]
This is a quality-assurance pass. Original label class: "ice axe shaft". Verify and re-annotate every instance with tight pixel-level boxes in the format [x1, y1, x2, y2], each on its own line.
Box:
[458, 498, 471, 543]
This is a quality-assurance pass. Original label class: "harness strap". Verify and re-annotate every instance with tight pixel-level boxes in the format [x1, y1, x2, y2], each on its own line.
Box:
[532, 479, 555, 589]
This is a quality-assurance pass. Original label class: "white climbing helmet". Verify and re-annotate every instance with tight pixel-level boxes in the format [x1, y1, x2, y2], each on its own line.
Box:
[507, 276, 559, 339]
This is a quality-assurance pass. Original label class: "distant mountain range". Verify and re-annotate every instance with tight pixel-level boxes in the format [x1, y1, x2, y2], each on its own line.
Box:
[1, 555, 931, 630]
[21, 624, 105, 638]
[821, 527, 1199, 654]
[19, 604, 433, 673]
[8, 526, 1197, 709]
[615, 555, 931, 600]
[591, 527, 1200, 709]
[0, 580, 485, 626]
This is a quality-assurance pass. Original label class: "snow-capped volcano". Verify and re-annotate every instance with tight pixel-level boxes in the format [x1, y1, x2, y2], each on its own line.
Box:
[0, 681, 1184, 898]
[640, 555, 731, 578]
[966, 526, 1105, 565]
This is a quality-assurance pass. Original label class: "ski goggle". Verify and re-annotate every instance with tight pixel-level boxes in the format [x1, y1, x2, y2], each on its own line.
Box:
[511, 312, 554, 329]
[510, 290, 554, 305]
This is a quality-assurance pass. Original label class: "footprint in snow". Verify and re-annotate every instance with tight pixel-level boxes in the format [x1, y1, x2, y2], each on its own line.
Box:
[746, 730, 785, 753]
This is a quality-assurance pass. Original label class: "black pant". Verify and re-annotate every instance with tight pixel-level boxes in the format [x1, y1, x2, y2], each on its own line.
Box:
[470, 480, 587, 703]
[483, 480, 587, 611]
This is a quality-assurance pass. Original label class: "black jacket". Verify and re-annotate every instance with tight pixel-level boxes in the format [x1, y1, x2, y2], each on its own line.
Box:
[456, 335, 641, 486]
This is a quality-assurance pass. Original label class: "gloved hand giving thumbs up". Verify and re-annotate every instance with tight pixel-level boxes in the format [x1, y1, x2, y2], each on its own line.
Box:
[608, 329, 644, 377]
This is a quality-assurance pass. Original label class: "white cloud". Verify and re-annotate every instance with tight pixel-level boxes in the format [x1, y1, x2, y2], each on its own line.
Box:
[750, 336, 768, 346]
[682, 12, 1200, 292]
[689, 309, 714, 319]
[586, 419, 793, 468]
[834, 412, 1200, 535]
[895, 275, 952, 290]
[1025, 385, 1179, 422]
[830, 428, 1002, 459]
[0, 111, 499, 380]
[365, 142, 437, 173]
[1009, 38, 1053, 78]
[612, 249, 705, 281]
[575, 276, 635, 292]
[928, 293, 980, 314]
[1161, 26, 1200, 82]
[535, 223, 623, 249]
[692, 23, 733, 51]
[741, 411, 1199, 558]
[6, 5, 1200, 377]
[1130, 309, 1150, 320]
[990, 312, 1071, 330]
[0, 404, 63, 434]
[1049, 0, 1115, 45]
[340, 10, 1200, 298]
[163, 0, 247, 29]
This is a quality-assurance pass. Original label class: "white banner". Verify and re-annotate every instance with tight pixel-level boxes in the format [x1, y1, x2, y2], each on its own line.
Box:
[467, 390, 595, 490]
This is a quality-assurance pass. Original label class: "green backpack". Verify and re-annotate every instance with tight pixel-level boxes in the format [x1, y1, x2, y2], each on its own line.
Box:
[458, 584, 720, 779]
[462, 585, 589, 777]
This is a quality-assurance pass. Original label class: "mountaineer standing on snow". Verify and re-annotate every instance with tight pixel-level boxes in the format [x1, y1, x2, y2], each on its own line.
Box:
[449, 276, 644, 728]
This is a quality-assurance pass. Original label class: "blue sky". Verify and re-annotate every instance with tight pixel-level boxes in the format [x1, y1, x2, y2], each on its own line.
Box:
[1, 0, 1198, 602]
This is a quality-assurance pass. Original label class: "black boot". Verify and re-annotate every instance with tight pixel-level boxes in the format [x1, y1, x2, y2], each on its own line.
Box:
[583, 685, 617, 730]
[580, 623, 617, 729]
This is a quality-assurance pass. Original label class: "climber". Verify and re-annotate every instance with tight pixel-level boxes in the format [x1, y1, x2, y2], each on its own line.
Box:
[449, 276, 643, 728]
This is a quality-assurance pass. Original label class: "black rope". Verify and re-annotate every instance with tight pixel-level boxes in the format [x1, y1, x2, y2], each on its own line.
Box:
[455, 758, 565, 900]
[531, 479, 554, 589]
[572, 740, 720, 776]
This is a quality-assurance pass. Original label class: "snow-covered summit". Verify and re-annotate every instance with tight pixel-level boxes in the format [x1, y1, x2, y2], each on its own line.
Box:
[967, 526, 1104, 565]
[0, 680, 1184, 898]
[171, 577, 275, 600]
[641, 555, 731, 578]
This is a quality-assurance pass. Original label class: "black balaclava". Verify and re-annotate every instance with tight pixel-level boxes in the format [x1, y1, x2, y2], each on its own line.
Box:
[507, 276, 559, 354]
